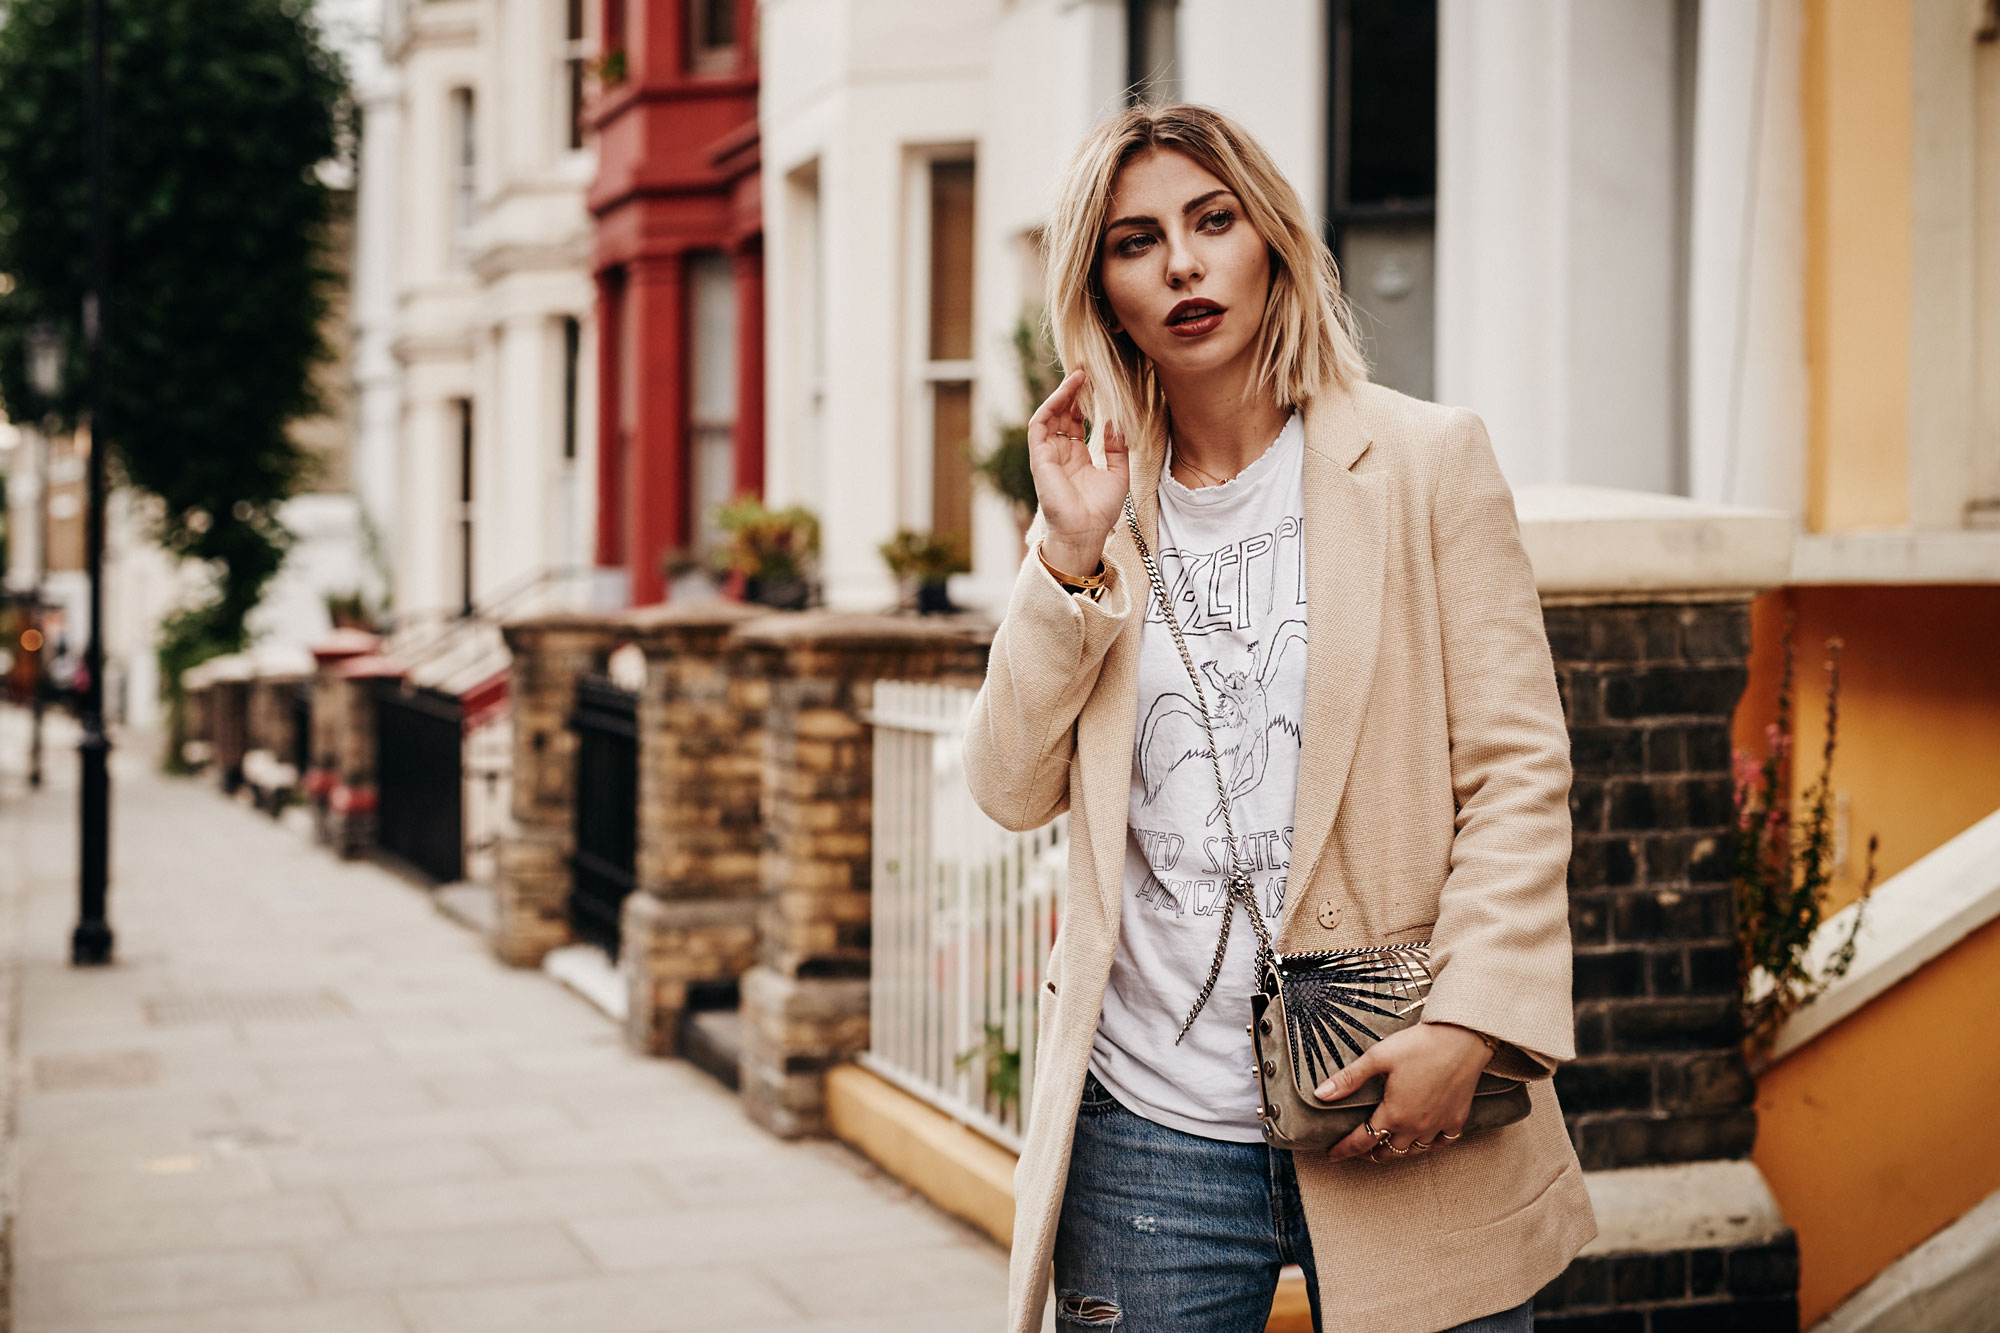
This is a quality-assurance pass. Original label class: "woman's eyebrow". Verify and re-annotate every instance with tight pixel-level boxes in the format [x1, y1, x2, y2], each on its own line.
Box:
[1104, 188, 1234, 234]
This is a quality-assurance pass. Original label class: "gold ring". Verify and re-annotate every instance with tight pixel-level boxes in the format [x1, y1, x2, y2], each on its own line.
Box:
[1368, 1143, 1391, 1164]
[1387, 1140, 1412, 1156]
[1413, 1138, 1435, 1152]
[1439, 1130, 1462, 1142]
[1364, 1123, 1392, 1147]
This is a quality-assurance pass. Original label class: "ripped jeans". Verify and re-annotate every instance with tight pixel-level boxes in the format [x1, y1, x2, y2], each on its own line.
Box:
[1051, 1071, 1534, 1332]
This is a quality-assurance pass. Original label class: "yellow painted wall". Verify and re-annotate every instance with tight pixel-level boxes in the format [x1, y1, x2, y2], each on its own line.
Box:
[1735, 586, 2000, 910]
[1803, 0, 1912, 533]
[1753, 913, 2000, 1323]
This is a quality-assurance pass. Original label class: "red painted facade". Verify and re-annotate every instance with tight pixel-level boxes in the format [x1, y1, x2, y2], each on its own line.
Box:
[589, 0, 763, 606]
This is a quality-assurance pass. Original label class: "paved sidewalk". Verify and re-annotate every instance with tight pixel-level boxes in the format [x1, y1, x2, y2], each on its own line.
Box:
[0, 714, 1010, 1332]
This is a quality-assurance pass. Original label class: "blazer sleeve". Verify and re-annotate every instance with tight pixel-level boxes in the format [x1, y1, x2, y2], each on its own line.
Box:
[963, 534, 1134, 833]
[1417, 409, 1576, 1079]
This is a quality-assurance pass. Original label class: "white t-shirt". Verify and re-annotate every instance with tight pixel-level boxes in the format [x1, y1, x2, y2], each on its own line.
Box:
[1089, 411, 1310, 1141]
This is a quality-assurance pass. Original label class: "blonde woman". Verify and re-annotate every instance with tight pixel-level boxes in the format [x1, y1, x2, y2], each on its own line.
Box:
[965, 104, 1596, 1332]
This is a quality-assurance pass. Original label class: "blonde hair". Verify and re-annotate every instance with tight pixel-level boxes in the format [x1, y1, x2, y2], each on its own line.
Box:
[1043, 103, 1368, 452]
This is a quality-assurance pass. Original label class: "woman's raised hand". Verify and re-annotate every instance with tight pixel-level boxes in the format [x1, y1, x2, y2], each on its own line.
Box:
[1028, 369, 1130, 576]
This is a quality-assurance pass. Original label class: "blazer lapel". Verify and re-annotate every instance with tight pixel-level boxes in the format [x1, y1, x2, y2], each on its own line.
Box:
[1279, 386, 1387, 941]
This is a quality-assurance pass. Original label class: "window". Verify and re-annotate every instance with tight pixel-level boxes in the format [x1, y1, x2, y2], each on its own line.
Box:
[561, 315, 582, 462]
[1327, 0, 1436, 398]
[450, 88, 477, 267]
[455, 398, 475, 615]
[924, 160, 977, 551]
[687, 253, 737, 555]
[688, 0, 736, 75]
[563, 0, 589, 151]
[1125, 0, 1179, 105]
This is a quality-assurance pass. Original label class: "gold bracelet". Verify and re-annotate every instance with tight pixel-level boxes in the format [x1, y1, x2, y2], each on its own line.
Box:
[1036, 545, 1108, 592]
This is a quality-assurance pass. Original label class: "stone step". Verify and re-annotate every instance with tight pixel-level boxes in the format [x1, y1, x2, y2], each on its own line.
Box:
[682, 1007, 743, 1092]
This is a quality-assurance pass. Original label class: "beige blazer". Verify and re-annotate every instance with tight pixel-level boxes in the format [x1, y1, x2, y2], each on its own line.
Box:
[965, 377, 1597, 1333]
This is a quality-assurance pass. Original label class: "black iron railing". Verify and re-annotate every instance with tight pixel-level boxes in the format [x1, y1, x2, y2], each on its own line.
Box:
[570, 673, 639, 957]
[291, 678, 312, 776]
[374, 681, 464, 883]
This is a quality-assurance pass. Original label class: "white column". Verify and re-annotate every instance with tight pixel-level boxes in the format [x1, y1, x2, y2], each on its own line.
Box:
[1438, 0, 1688, 494]
[351, 69, 403, 608]
[1685, 0, 1806, 515]
[4, 428, 46, 593]
[1177, 0, 1327, 223]
[1436, 0, 1569, 485]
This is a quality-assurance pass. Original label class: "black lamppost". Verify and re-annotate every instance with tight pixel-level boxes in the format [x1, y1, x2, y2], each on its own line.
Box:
[23, 321, 62, 792]
[73, 0, 114, 967]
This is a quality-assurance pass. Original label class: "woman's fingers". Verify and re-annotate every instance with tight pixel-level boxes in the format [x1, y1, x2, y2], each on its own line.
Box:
[1028, 369, 1085, 448]
[1313, 1048, 1384, 1103]
[1327, 1120, 1384, 1162]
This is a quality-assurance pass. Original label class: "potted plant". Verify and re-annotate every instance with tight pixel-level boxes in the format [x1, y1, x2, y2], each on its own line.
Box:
[324, 590, 373, 631]
[880, 529, 971, 615]
[711, 495, 821, 610]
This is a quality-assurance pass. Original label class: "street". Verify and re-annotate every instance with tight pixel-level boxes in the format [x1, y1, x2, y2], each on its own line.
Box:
[0, 711, 1010, 1332]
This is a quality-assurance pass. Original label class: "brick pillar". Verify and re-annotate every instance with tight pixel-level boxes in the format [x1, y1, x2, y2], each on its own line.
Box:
[244, 673, 306, 811]
[734, 612, 991, 1138]
[208, 665, 251, 793]
[323, 654, 404, 858]
[619, 601, 767, 1055]
[494, 615, 626, 967]
[1537, 598, 1799, 1330]
[306, 632, 379, 848]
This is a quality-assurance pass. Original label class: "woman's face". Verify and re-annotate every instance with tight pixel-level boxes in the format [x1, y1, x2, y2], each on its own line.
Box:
[1097, 147, 1272, 387]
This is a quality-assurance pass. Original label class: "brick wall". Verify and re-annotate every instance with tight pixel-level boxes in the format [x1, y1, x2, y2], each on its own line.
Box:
[1537, 1237, 1800, 1332]
[733, 612, 991, 1138]
[494, 617, 627, 967]
[1538, 597, 1797, 1332]
[620, 602, 768, 1054]
[316, 663, 401, 859]
[1546, 600, 1756, 1169]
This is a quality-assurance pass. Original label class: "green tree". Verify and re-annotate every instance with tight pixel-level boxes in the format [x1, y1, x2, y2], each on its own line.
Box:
[0, 0, 349, 750]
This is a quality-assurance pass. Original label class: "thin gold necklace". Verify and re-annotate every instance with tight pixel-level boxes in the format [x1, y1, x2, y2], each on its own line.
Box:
[1173, 454, 1231, 489]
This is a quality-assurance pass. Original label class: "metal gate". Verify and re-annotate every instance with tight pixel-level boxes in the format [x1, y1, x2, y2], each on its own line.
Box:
[374, 681, 465, 883]
[569, 673, 639, 957]
[291, 680, 312, 775]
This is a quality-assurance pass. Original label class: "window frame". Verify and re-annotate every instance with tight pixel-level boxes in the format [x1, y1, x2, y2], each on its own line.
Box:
[900, 150, 980, 550]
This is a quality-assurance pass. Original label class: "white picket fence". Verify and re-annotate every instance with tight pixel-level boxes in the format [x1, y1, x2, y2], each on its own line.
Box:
[863, 681, 1067, 1152]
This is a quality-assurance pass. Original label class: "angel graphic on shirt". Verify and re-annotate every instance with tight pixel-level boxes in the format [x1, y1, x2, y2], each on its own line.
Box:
[1137, 619, 1308, 825]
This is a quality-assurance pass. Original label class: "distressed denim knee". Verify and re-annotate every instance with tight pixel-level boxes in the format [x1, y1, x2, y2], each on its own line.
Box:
[1056, 1290, 1124, 1328]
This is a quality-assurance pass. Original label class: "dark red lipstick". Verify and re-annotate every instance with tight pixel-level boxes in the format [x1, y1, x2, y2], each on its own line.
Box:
[1165, 298, 1225, 338]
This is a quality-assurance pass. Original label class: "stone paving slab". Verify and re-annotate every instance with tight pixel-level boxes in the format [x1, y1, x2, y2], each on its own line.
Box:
[0, 716, 1011, 1332]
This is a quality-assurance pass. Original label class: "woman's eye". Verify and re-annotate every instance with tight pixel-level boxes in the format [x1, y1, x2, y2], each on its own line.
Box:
[1199, 209, 1235, 232]
[1114, 233, 1154, 256]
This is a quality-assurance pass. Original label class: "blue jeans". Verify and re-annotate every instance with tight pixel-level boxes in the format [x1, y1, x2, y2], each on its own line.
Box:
[1053, 1072, 1534, 1332]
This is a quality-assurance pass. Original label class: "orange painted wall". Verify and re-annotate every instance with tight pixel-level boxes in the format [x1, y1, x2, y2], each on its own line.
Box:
[1753, 913, 2000, 1323]
[1802, 0, 1912, 533]
[1734, 586, 2000, 911]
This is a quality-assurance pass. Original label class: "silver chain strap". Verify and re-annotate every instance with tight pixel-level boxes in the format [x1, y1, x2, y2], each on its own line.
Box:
[1122, 496, 1277, 1045]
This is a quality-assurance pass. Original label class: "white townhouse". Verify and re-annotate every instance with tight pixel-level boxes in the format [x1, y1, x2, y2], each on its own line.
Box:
[374, 0, 600, 630]
[756, 0, 1821, 612]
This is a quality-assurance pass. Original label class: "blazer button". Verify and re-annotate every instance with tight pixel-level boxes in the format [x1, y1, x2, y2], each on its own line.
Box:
[1317, 901, 1343, 930]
